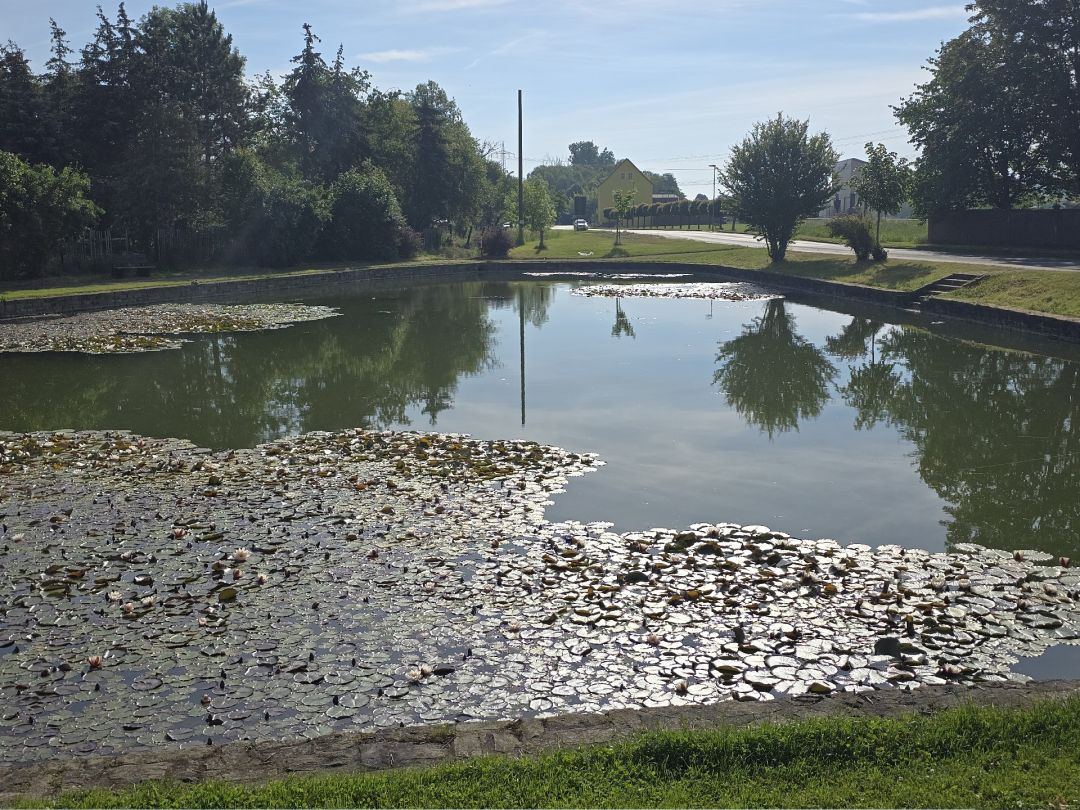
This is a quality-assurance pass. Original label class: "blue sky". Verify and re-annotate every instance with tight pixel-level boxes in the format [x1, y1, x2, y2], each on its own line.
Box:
[7, 0, 972, 194]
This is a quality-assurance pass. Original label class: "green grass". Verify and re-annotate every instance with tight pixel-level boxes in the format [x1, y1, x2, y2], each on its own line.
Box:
[21, 697, 1080, 808]
[0, 256, 469, 301]
[633, 218, 927, 247]
[945, 269, 1080, 318]
[512, 229, 1004, 293]
[794, 217, 928, 248]
[7, 229, 1080, 319]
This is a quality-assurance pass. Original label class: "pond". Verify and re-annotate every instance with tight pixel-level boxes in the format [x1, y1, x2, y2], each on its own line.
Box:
[2, 275, 1079, 763]
[1, 277, 1078, 559]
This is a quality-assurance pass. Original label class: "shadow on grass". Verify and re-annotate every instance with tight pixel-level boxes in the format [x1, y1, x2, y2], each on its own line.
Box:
[774, 258, 943, 290]
[605, 247, 630, 258]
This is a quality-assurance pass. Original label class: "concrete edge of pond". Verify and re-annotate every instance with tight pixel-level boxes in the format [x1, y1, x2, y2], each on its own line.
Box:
[2, 679, 1078, 801]
[3, 259, 1079, 343]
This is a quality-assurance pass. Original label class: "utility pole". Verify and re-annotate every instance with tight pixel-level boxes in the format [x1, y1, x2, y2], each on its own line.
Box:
[517, 90, 525, 246]
[709, 164, 718, 231]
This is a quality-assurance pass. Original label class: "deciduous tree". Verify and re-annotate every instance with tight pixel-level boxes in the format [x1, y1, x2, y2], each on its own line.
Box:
[894, 27, 1050, 213]
[850, 142, 911, 245]
[720, 114, 838, 261]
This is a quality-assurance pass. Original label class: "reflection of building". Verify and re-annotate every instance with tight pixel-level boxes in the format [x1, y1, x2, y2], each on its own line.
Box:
[595, 159, 653, 223]
[820, 157, 914, 218]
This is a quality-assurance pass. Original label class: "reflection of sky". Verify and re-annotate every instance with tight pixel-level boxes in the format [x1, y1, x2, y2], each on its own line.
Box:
[399, 290, 951, 551]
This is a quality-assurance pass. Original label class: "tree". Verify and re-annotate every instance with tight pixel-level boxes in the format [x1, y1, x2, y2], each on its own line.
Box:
[0, 150, 100, 279]
[643, 170, 683, 196]
[568, 140, 615, 168]
[506, 177, 554, 248]
[894, 27, 1050, 213]
[43, 19, 78, 165]
[611, 188, 636, 245]
[970, 0, 1080, 196]
[322, 163, 406, 261]
[136, 2, 248, 169]
[720, 114, 838, 261]
[851, 142, 910, 245]
[404, 81, 486, 231]
[282, 24, 370, 182]
[73, 3, 140, 223]
[0, 43, 49, 165]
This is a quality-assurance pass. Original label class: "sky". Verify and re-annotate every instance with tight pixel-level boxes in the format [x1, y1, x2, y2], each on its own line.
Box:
[4, 0, 973, 195]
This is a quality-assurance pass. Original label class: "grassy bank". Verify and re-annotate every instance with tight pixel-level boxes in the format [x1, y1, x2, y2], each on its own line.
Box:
[6, 230, 1080, 320]
[942, 270, 1080, 318]
[0, 257, 471, 301]
[512, 230, 995, 293]
[636, 218, 927, 248]
[22, 697, 1080, 808]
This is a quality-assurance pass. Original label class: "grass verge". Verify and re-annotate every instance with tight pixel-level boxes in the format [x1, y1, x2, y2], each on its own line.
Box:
[631, 218, 927, 248]
[942, 270, 1080, 318]
[0, 256, 470, 301]
[512, 229, 1006, 293]
[21, 696, 1080, 808]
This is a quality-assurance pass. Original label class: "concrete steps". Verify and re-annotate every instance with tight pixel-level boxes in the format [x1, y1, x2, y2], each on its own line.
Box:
[909, 273, 987, 308]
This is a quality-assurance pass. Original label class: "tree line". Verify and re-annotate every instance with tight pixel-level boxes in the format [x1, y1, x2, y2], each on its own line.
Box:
[529, 140, 683, 222]
[0, 2, 515, 278]
[895, 0, 1080, 214]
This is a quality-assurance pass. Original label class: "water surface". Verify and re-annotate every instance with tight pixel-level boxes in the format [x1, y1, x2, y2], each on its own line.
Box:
[2, 279, 1078, 557]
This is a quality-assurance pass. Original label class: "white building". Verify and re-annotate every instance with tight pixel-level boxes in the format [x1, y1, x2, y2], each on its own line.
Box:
[820, 157, 914, 219]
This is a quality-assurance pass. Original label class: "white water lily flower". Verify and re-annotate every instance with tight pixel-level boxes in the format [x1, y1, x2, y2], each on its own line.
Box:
[231, 547, 251, 562]
[106, 591, 122, 602]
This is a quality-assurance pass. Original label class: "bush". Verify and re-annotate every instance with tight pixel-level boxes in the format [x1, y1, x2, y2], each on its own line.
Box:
[480, 226, 513, 258]
[0, 150, 100, 279]
[322, 164, 406, 262]
[871, 244, 889, 262]
[826, 215, 875, 261]
[219, 150, 327, 267]
[397, 225, 421, 260]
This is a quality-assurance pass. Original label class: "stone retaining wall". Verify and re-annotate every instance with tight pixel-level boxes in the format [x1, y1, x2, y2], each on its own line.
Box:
[0, 263, 487, 320]
[1, 679, 1077, 802]
[922, 296, 1080, 341]
[5, 259, 1080, 344]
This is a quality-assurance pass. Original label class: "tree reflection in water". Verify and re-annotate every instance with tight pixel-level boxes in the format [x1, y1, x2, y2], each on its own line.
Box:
[611, 298, 635, 339]
[713, 299, 837, 438]
[857, 328, 1080, 555]
[0, 282, 501, 448]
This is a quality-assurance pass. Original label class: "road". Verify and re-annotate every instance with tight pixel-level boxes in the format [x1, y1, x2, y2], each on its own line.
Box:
[569, 226, 1080, 272]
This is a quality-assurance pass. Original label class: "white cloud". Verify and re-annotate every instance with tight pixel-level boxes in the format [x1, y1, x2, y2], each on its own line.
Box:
[408, 0, 508, 12]
[852, 5, 968, 23]
[359, 48, 440, 63]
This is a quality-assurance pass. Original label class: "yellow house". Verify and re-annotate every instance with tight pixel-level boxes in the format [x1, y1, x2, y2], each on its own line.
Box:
[595, 159, 653, 224]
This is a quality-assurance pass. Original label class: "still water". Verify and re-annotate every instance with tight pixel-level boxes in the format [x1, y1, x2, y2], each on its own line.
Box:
[2, 279, 1078, 557]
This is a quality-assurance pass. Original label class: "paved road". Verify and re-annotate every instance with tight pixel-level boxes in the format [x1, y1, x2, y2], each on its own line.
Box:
[573, 226, 1080, 272]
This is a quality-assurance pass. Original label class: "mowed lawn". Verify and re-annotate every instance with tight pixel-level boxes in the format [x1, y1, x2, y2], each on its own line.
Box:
[624, 218, 928, 248]
[4, 228, 1079, 319]
[512, 229, 1080, 316]
[18, 697, 1080, 808]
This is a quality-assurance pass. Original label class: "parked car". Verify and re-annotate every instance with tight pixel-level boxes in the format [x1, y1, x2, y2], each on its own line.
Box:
[574, 219, 589, 231]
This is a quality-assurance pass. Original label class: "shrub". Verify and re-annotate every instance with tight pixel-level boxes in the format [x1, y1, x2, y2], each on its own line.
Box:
[0, 150, 100, 279]
[397, 225, 422, 259]
[480, 226, 513, 258]
[322, 164, 406, 262]
[219, 150, 327, 267]
[826, 215, 875, 261]
[871, 244, 889, 262]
